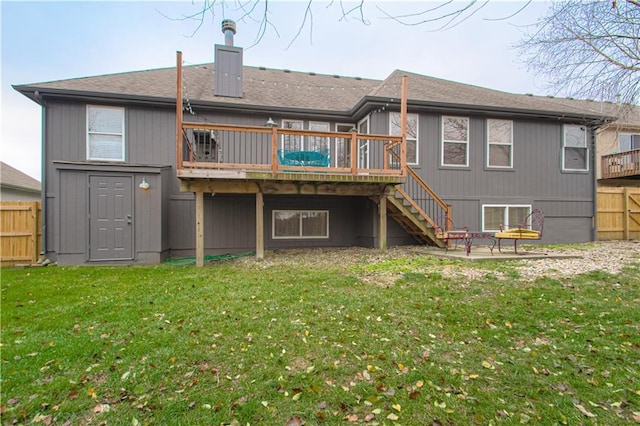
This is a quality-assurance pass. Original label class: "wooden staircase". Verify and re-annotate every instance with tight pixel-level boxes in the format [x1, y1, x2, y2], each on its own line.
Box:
[385, 189, 444, 247]
[377, 157, 450, 247]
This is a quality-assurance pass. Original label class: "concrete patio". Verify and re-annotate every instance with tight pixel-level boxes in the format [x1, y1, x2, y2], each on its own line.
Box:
[415, 245, 582, 262]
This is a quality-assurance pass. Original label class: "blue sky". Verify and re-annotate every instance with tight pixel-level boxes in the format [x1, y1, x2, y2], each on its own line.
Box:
[1, 1, 551, 180]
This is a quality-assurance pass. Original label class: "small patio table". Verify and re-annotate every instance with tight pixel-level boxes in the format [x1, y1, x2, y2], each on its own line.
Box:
[439, 231, 496, 256]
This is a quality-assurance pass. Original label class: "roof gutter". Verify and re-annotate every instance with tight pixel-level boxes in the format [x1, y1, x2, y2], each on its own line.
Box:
[13, 86, 357, 121]
[351, 96, 615, 125]
[16, 85, 616, 126]
[0, 183, 41, 194]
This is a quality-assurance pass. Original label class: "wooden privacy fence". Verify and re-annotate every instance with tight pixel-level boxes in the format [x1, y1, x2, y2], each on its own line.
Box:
[597, 187, 640, 240]
[0, 201, 42, 267]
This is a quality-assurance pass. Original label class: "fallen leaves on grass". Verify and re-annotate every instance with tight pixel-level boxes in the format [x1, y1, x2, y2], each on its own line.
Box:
[574, 402, 596, 418]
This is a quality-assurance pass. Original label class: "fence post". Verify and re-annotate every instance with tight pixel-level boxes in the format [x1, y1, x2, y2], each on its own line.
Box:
[623, 187, 630, 240]
[30, 202, 37, 263]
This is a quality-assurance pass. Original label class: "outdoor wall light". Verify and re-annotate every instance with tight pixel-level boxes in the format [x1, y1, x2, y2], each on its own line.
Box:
[265, 117, 277, 127]
[139, 178, 150, 190]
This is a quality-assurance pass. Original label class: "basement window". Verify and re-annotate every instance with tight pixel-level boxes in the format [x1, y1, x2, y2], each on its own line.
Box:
[273, 210, 329, 239]
[482, 205, 531, 232]
[87, 105, 125, 161]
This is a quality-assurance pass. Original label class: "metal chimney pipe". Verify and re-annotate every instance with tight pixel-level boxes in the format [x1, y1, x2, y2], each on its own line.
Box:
[221, 19, 236, 46]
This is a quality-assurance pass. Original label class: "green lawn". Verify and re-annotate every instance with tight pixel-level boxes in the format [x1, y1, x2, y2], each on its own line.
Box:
[1, 253, 639, 425]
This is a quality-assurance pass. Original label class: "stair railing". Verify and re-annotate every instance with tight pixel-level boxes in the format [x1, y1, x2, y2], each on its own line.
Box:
[387, 147, 452, 232]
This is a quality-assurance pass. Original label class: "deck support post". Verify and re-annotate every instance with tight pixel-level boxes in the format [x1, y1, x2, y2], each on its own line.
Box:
[400, 75, 408, 176]
[256, 191, 264, 259]
[176, 51, 183, 173]
[379, 189, 388, 251]
[195, 191, 204, 267]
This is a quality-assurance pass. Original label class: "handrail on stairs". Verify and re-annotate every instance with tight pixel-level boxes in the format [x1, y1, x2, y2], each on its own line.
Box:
[387, 147, 452, 232]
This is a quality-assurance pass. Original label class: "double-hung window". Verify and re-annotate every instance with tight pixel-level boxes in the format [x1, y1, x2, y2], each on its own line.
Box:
[482, 205, 531, 232]
[442, 116, 469, 166]
[308, 121, 330, 152]
[357, 116, 370, 169]
[389, 113, 419, 165]
[334, 123, 354, 167]
[281, 119, 304, 152]
[487, 119, 513, 168]
[563, 125, 588, 171]
[272, 210, 329, 239]
[87, 105, 125, 161]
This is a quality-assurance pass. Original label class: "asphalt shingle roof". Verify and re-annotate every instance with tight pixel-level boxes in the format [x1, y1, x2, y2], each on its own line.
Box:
[0, 162, 41, 193]
[13, 62, 639, 123]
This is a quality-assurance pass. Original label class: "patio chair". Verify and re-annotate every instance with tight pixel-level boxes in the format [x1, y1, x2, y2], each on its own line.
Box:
[433, 215, 470, 253]
[494, 209, 544, 254]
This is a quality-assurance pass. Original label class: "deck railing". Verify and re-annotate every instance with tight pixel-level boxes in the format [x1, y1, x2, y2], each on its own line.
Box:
[179, 122, 405, 177]
[601, 149, 640, 179]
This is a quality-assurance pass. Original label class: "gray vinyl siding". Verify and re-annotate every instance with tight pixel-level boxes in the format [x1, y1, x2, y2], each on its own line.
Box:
[128, 108, 175, 165]
[58, 170, 87, 256]
[169, 194, 257, 255]
[51, 165, 170, 264]
[168, 195, 413, 257]
[400, 114, 595, 243]
[45, 102, 86, 185]
[41, 97, 597, 264]
[168, 195, 196, 252]
[369, 110, 594, 242]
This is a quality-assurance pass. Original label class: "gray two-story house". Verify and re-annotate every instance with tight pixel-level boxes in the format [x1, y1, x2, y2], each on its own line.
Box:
[14, 22, 613, 266]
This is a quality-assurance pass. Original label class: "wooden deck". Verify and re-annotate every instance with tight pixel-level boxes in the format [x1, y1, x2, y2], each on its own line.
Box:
[601, 149, 640, 179]
[171, 51, 451, 267]
[176, 122, 407, 189]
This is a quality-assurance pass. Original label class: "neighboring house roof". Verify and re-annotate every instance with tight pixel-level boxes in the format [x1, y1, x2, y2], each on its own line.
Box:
[13, 62, 628, 123]
[0, 162, 41, 194]
[604, 104, 640, 129]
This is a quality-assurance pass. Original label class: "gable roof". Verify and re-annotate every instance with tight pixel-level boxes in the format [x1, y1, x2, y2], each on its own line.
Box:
[14, 64, 378, 113]
[371, 70, 626, 122]
[1, 162, 41, 194]
[13, 62, 625, 123]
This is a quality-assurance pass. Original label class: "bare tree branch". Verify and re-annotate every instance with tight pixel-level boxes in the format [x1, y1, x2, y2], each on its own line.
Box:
[165, 1, 527, 44]
[517, 1, 639, 105]
[484, 0, 533, 21]
[286, 0, 314, 49]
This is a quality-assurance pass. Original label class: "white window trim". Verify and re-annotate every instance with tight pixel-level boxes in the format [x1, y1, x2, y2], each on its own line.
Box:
[308, 121, 331, 154]
[562, 124, 589, 172]
[272, 210, 330, 239]
[357, 116, 370, 169]
[482, 204, 532, 232]
[86, 105, 125, 162]
[309, 121, 330, 131]
[441, 116, 469, 167]
[280, 119, 304, 151]
[336, 123, 355, 132]
[389, 112, 419, 166]
[334, 123, 355, 167]
[486, 119, 513, 168]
